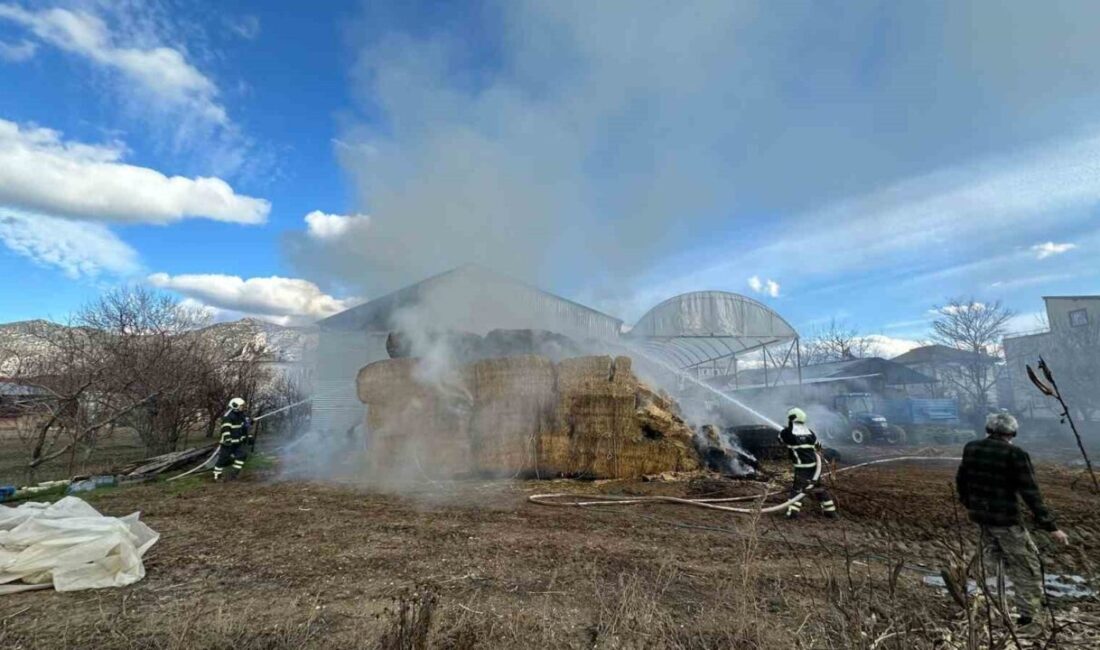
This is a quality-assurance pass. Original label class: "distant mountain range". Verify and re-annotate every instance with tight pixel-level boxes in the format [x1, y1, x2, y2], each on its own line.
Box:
[0, 318, 317, 375]
[193, 318, 317, 363]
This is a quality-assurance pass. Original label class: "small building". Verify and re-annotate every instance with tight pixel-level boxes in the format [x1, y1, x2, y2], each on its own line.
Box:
[721, 356, 935, 400]
[1002, 295, 1100, 421]
[0, 378, 53, 438]
[891, 344, 1000, 401]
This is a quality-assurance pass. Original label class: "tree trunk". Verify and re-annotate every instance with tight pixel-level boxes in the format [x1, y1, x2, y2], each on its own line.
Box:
[67, 437, 78, 476]
[205, 409, 218, 439]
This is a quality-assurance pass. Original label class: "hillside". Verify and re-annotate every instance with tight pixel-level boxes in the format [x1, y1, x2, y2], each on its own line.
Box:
[0, 320, 71, 375]
[193, 318, 317, 363]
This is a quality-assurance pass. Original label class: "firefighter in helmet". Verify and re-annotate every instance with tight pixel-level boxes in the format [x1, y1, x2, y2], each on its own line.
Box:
[779, 407, 837, 518]
[213, 397, 251, 480]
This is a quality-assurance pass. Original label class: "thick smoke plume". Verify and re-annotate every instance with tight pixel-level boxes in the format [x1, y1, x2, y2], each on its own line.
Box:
[284, 1, 1100, 316]
[280, 2, 1100, 484]
[284, 2, 793, 300]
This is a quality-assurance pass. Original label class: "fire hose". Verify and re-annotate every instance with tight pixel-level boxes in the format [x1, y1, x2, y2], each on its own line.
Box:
[166, 398, 313, 482]
[528, 455, 962, 515]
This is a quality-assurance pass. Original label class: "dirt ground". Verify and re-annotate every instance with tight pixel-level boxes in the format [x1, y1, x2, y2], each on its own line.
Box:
[1, 451, 1098, 649]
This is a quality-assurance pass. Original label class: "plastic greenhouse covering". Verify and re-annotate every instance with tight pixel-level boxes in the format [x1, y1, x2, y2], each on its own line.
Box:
[0, 496, 159, 594]
[628, 291, 799, 369]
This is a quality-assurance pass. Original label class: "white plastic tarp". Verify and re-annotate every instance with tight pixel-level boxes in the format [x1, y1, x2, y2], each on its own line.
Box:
[0, 496, 159, 595]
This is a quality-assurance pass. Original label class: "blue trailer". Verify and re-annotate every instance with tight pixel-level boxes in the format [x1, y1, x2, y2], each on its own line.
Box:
[881, 398, 975, 443]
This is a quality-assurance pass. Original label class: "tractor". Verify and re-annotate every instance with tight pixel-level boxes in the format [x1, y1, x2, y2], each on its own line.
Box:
[819, 392, 907, 445]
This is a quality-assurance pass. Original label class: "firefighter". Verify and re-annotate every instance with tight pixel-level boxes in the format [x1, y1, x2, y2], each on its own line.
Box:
[779, 407, 837, 519]
[956, 412, 1069, 634]
[213, 397, 251, 481]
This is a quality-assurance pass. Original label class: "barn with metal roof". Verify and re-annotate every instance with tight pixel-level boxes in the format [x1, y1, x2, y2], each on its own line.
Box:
[312, 265, 624, 433]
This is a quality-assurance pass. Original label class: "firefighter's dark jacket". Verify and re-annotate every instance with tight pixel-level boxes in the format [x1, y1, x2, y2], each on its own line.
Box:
[219, 410, 250, 445]
[778, 423, 820, 469]
[955, 436, 1057, 531]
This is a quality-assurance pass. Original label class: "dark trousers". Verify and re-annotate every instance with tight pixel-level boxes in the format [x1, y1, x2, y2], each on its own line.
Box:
[979, 525, 1043, 619]
[213, 443, 248, 480]
[787, 466, 837, 515]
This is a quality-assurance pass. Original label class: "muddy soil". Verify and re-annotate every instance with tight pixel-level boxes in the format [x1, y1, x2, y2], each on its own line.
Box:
[1, 454, 1097, 649]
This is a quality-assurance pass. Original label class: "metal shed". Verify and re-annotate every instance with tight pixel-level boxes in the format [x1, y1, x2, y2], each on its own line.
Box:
[729, 357, 936, 392]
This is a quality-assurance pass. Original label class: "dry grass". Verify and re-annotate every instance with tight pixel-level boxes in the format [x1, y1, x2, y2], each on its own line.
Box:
[2, 458, 1095, 649]
[0, 596, 331, 650]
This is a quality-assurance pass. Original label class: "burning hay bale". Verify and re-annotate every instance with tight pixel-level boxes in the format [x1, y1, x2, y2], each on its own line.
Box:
[357, 358, 475, 478]
[694, 424, 760, 476]
[357, 354, 701, 479]
[469, 356, 557, 474]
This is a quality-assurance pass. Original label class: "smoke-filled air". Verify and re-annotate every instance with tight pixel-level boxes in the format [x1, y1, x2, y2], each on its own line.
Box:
[1, 1, 1098, 646]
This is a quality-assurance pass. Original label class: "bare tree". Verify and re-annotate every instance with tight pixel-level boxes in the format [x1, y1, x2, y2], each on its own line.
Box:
[801, 318, 870, 366]
[15, 317, 157, 476]
[77, 287, 217, 454]
[249, 370, 311, 443]
[8, 286, 301, 477]
[930, 298, 1015, 422]
[197, 352, 274, 441]
[10, 286, 274, 472]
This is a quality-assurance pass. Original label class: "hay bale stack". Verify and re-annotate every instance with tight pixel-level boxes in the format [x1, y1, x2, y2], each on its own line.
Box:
[545, 356, 632, 476]
[356, 359, 474, 479]
[356, 354, 700, 479]
[548, 356, 699, 477]
[469, 356, 557, 475]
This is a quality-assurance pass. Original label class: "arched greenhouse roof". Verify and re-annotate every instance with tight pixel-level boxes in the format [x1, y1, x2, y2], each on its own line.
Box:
[627, 291, 799, 370]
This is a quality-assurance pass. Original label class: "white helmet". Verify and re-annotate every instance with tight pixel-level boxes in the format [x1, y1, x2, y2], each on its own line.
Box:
[228, 397, 246, 411]
[787, 407, 807, 424]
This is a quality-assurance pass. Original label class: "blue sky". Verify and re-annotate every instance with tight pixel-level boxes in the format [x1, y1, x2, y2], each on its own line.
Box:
[1, 1, 1098, 352]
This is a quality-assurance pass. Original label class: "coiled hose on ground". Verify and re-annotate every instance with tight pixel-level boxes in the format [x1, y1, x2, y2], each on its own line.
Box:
[528, 455, 962, 515]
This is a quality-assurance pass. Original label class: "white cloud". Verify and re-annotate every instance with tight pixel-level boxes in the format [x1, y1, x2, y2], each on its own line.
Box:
[747, 275, 780, 298]
[225, 15, 260, 40]
[861, 335, 922, 359]
[0, 119, 269, 224]
[0, 208, 140, 278]
[989, 272, 1076, 290]
[177, 298, 302, 327]
[0, 38, 35, 62]
[0, 4, 226, 124]
[1031, 241, 1076, 259]
[1003, 310, 1049, 335]
[147, 273, 358, 322]
[636, 129, 1100, 304]
[932, 302, 987, 316]
[304, 210, 370, 241]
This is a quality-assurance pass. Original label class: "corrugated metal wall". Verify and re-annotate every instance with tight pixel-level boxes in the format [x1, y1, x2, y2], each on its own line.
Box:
[311, 379, 366, 434]
[312, 331, 387, 433]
